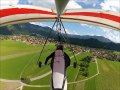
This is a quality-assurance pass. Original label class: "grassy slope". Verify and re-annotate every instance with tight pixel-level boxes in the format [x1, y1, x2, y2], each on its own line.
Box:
[0, 40, 72, 79]
[84, 59, 120, 90]
[23, 86, 50, 90]
[0, 40, 42, 56]
[11, 59, 120, 90]
[68, 60, 97, 90]
[0, 40, 55, 79]
[28, 52, 91, 84]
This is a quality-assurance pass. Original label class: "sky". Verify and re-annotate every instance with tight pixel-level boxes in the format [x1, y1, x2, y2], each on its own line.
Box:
[1, 0, 120, 43]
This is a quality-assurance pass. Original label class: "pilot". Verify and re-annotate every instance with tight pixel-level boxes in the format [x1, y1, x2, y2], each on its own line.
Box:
[44, 44, 71, 70]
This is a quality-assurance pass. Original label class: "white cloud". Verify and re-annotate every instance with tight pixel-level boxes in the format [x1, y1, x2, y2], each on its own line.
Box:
[81, 24, 120, 43]
[92, 3, 96, 7]
[30, 22, 51, 28]
[0, 0, 82, 9]
[64, 29, 71, 34]
[52, 27, 72, 34]
[61, 29, 79, 35]
[64, 29, 80, 35]
[75, 0, 97, 3]
[100, 0, 120, 12]
[75, 0, 98, 5]
[100, 27, 120, 43]
[0, 0, 19, 6]
[28, 0, 82, 9]
[28, 0, 55, 8]
[66, 0, 82, 9]
[81, 24, 91, 27]
[81, 24, 94, 29]
[30, 22, 45, 26]
[72, 30, 79, 35]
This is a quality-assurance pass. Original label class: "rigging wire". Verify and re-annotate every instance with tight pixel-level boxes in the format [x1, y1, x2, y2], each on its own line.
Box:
[59, 18, 77, 63]
[37, 18, 59, 65]
[37, 17, 77, 67]
[56, 19, 61, 44]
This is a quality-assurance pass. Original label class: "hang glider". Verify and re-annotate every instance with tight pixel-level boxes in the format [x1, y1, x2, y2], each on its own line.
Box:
[1, 1, 119, 90]
[0, 5, 120, 31]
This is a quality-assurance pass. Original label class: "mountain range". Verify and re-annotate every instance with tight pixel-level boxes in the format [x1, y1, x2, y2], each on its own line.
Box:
[68, 34, 112, 43]
[0, 23, 120, 51]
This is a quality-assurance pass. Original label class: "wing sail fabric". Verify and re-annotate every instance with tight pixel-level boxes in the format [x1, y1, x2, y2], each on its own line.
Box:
[0, 5, 120, 31]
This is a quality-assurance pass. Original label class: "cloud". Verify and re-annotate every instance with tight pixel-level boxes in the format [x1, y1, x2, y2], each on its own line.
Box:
[64, 29, 71, 34]
[30, 22, 45, 26]
[81, 24, 120, 43]
[64, 29, 80, 35]
[30, 22, 51, 28]
[1, 0, 82, 9]
[72, 30, 79, 35]
[81, 24, 91, 27]
[28, 0, 55, 8]
[0, 0, 19, 6]
[81, 24, 95, 29]
[28, 0, 82, 9]
[100, 0, 120, 12]
[75, 0, 97, 3]
[75, 0, 98, 5]
[100, 27, 120, 43]
[56, 25, 80, 35]
[66, 0, 82, 9]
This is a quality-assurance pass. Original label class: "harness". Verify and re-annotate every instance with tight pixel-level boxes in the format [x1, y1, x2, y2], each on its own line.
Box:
[52, 50, 66, 89]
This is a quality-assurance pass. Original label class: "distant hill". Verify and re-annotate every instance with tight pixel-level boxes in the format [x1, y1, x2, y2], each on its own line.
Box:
[0, 23, 120, 51]
[68, 35, 112, 43]
[0, 23, 56, 37]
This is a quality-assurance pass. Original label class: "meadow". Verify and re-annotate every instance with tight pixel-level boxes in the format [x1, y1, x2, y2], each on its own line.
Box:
[0, 40, 120, 90]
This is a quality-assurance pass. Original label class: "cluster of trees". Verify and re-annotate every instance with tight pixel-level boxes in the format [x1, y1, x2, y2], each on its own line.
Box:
[105, 53, 117, 61]
[79, 56, 92, 77]
[98, 52, 120, 61]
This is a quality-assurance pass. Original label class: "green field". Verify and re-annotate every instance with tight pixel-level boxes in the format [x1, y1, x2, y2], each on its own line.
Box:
[0, 40, 120, 90]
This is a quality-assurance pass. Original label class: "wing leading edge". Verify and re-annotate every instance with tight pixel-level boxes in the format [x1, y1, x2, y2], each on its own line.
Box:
[0, 5, 120, 31]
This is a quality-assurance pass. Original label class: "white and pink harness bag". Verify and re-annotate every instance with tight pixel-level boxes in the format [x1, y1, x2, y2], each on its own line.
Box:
[52, 50, 67, 90]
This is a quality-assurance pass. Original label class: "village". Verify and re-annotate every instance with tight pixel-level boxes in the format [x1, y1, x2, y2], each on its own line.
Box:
[0, 35, 120, 62]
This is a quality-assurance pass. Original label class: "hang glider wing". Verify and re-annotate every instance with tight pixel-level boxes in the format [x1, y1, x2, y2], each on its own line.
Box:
[0, 5, 56, 27]
[0, 5, 120, 31]
[61, 9, 120, 31]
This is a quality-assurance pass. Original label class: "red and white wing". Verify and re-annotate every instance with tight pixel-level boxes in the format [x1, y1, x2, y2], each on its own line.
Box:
[0, 5, 56, 27]
[61, 9, 120, 31]
[0, 5, 120, 31]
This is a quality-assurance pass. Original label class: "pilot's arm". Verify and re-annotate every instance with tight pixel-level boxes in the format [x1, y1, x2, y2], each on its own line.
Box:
[45, 52, 55, 65]
[64, 52, 71, 67]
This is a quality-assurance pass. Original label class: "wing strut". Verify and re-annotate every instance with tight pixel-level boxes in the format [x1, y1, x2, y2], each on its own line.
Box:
[59, 18, 77, 68]
[55, 0, 70, 17]
[37, 18, 59, 67]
